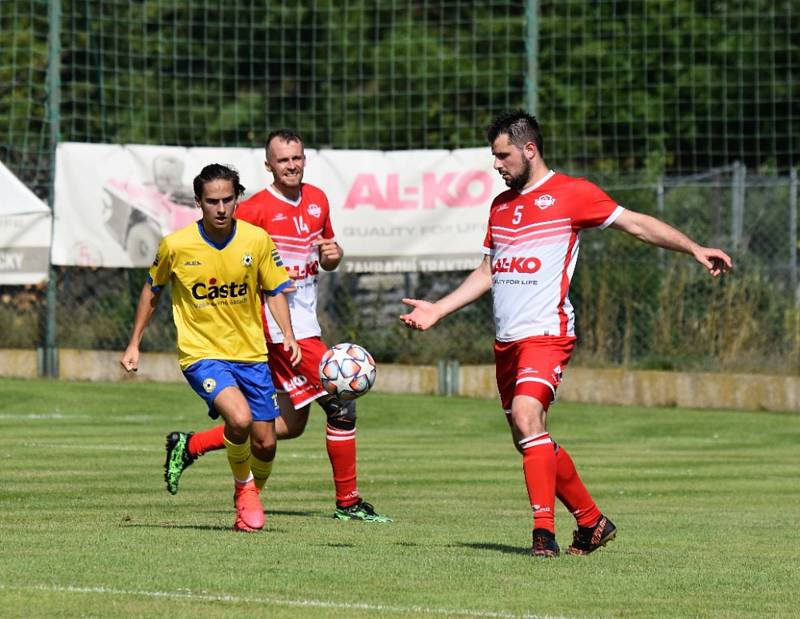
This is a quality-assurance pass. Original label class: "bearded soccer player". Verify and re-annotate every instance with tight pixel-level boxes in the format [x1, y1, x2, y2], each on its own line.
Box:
[163, 130, 390, 522]
[400, 110, 732, 557]
[121, 163, 299, 532]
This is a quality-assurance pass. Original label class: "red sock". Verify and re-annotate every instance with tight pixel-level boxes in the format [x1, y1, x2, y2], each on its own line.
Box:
[326, 424, 359, 507]
[188, 425, 226, 458]
[520, 432, 557, 533]
[555, 445, 602, 527]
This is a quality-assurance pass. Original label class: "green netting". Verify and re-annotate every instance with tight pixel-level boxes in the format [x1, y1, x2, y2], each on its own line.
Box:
[0, 0, 798, 373]
[3, 0, 798, 195]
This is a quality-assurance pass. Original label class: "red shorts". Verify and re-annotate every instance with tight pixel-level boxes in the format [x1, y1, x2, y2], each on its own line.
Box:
[494, 335, 576, 411]
[267, 336, 329, 410]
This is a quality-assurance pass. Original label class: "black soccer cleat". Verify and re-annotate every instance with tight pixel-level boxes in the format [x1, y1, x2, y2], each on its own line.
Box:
[531, 528, 560, 558]
[164, 431, 195, 495]
[566, 515, 617, 555]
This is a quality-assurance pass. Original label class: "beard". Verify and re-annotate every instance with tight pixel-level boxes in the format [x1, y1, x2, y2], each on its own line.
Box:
[505, 157, 531, 191]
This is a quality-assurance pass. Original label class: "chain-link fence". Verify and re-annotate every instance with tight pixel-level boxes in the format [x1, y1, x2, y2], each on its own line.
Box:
[3, 166, 797, 374]
[1, 1, 798, 375]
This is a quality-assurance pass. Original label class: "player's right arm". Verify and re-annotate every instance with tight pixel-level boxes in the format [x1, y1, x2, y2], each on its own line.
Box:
[121, 236, 171, 372]
[120, 281, 162, 372]
[400, 255, 492, 331]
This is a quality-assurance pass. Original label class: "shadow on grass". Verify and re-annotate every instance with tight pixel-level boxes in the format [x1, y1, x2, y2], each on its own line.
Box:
[120, 522, 295, 534]
[120, 522, 234, 531]
[152, 508, 324, 518]
[268, 509, 328, 518]
[457, 542, 529, 556]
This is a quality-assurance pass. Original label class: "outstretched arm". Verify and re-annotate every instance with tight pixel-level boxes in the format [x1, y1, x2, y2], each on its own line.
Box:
[120, 282, 161, 372]
[400, 256, 492, 331]
[610, 210, 732, 277]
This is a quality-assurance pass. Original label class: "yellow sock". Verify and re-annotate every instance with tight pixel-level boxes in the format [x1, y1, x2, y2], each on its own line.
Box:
[223, 434, 252, 482]
[249, 455, 274, 491]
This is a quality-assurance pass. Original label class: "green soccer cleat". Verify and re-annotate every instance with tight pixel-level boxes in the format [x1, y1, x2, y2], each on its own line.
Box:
[164, 431, 195, 495]
[333, 500, 392, 523]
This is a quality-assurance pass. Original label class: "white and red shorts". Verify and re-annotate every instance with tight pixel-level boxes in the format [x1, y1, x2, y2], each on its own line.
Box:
[267, 336, 330, 410]
[494, 335, 576, 411]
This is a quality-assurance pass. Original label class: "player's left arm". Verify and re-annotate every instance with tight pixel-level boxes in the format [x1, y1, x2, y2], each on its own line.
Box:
[264, 293, 301, 367]
[259, 232, 302, 366]
[313, 236, 343, 271]
[610, 209, 733, 277]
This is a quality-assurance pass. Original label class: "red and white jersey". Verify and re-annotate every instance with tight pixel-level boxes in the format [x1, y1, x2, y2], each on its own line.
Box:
[236, 183, 335, 343]
[482, 171, 624, 341]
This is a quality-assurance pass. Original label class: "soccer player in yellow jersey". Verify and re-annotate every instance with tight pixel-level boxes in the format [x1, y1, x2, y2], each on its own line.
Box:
[120, 163, 299, 532]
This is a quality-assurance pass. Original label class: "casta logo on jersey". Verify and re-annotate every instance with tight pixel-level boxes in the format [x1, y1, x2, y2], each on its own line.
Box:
[491, 256, 542, 274]
[535, 194, 556, 210]
[191, 277, 249, 300]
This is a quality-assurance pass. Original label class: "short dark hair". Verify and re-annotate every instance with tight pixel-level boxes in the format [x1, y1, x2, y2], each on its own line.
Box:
[192, 163, 246, 200]
[486, 110, 544, 156]
[266, 129, 304, 157]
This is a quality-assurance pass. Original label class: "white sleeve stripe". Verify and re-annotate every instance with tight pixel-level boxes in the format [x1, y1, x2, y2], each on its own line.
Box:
[599, 206, 625, 229]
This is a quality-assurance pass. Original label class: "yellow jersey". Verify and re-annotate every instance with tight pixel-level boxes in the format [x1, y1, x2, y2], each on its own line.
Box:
[148, 220, 291, 369]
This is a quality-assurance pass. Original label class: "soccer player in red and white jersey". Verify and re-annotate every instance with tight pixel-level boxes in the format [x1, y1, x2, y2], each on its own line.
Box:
[164, 130, 390, 522]
[401, 110, 731, 557]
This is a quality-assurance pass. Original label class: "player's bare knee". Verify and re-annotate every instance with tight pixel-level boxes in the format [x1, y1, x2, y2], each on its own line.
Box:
[280, 405, 310, 438]
[223, 419, 250, 443]
[250, 438, 276, 461]
[320, 397, 356, 430]
[250, 420, 276, 450]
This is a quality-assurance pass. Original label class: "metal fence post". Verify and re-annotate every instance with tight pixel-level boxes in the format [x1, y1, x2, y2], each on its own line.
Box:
[447, 360, 460, 396]
[437, 360, 447, 395]
[656, 176, 665, 266]
[790, 167, 798, 307]
[525, 0, 539, 115]
[731, 161, 746, 250]
[43, 0, 62, 377]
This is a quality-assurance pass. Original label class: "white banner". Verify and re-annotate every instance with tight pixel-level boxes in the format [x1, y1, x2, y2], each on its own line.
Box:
[0, 159, 52, 285]
[52, 143, 506, 272]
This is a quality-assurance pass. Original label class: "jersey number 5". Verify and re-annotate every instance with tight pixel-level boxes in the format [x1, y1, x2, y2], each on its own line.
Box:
[512, 205, 524, 225]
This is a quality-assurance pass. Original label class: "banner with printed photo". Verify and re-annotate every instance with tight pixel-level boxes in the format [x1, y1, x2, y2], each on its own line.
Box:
[52, 143, 506, 271]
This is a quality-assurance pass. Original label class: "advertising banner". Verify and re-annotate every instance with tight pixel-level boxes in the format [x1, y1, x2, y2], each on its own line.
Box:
[0, 160, 52, 285]
[52, 143, 506, 272]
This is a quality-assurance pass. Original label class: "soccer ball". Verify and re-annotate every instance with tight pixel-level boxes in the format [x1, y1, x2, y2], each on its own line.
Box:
[319, 343, 377, 401]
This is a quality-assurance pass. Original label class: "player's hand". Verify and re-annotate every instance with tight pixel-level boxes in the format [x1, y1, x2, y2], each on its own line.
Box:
[282, 266, 298, 292]
[120, 346, 140, 372]
[313, 236, 342, 268]
[693, 247, 733, 277]
[400, 298, 441, 331]
[283, 337, 302, 367]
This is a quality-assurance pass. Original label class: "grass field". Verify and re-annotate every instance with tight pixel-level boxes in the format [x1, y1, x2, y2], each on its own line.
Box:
[0, 378, 798, 618]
